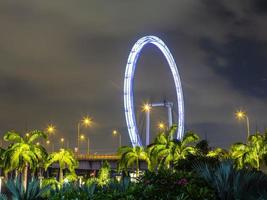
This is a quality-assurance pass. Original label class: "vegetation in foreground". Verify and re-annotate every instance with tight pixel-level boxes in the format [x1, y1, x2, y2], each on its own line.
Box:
[0, 126, 267, 199]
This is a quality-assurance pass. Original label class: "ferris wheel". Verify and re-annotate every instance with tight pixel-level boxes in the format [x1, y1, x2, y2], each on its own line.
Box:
[123, 36, 184, 147]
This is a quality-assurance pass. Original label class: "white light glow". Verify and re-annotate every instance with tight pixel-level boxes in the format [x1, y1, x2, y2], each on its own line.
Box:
[123, 36, 184, 146]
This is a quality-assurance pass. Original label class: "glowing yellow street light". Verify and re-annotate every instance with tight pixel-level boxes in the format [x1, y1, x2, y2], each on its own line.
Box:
[46, 125, 56, 134]
[143, 104, 151, 112]
[112, 130, 118, 135]
[158, 122, 165, 130]
[235, 110, 250, 140]
[45, 124, 56, 151]
[80, 134, 85, 140]
[82, 117, 92, 127]
[112, 130, 121, 147]
[36, 142, 40, 146]
[236, 111, 245, 120]
[77, 116, 92, 153]
[143, 103, 152, 146]
[60, 137, 65, 148]
[80, 134, 90, 154]
[25, 133, 30, 137]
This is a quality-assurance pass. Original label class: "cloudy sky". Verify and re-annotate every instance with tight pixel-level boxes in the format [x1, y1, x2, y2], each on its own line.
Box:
[0, 0, 266, 153]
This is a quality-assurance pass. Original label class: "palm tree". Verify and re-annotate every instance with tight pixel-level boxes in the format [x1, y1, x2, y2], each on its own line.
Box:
[230, 142, 251, 169]
[0, 147, 6, 176]
[3, 130, 47, 189]
[148, 126, 199, 169]
[207, 148, 229, 160]
[230, 133, 267, 169]
[118, 146, 150, 177]
[45, 148, 78, 183]
[196, 140, 210, 155]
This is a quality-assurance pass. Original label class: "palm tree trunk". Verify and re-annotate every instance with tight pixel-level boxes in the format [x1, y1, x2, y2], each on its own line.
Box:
[23, 164, 28, 190]
[15, 169, 18, 178]
[59, 168, 63, 183]
[136, 159, 139, 177]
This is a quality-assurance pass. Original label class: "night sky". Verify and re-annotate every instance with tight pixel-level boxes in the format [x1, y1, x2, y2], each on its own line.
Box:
[0, 1, 266, 153]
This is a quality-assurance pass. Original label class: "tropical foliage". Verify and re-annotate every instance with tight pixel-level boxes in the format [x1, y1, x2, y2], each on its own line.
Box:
[97, 161, 111, 186]
[45, 148, 78, 183]
[148, 126, 199, 169]
[194, 160, 267, 200]
[3, 130, 47, 189]
[6, 178, 50, 200]
[118, 145, 150, 176]
[1, 127, 267, 199]
[230, 133, 267, 169]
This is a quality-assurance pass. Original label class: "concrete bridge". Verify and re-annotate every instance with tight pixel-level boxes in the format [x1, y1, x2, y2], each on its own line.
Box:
[48, 154, 147, 177]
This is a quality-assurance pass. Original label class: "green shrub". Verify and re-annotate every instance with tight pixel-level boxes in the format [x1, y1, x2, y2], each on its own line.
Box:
[97, 161, 111, 186]
[6, 178, 50, 200]
[49, 182, 96, 200]
[175, 153, 220, 171]
[194, 160, 267, 200]
[132, 169, 215, 200]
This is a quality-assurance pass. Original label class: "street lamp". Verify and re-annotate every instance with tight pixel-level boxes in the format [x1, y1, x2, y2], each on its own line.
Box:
[45, 140, 50, 150]
[112, 130, 122, 148]
[158, 122, 165, 131]
[235, 110, 250, 140]
[143, 103, 151, 112]
[46, 125, 56, 134]
[77, 116, 92, 153]
[45, 124, 56, 152]
[60, 137, 64, 148]
[80, 134, 90, 154]
[143, 103, 151, 146]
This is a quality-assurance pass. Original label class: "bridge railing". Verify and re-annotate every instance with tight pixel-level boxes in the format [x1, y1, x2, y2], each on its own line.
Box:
[76, 154, 120, 160]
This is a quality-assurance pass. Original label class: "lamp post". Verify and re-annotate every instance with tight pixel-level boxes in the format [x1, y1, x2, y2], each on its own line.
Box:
[46, 124, 56, 152]
[235, 110, 250, 140]
[46, 140, 53, 152]
[77, 117, 92, 153]
[158, 122, 166, 131]
[143, 104, 151, 146]
[80, 134, 90, 154]
[60, 137, 64, 149]
[112, 130, 122, 148]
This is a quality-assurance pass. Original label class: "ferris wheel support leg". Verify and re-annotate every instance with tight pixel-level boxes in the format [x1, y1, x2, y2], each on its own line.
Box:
[145, 110, 150, 146]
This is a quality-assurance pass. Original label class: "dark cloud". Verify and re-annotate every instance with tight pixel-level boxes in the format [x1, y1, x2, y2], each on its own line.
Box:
[200, 35, 267, 98]
[0, 74, 42, 103]
[0, 0, 266, 151]
[251, 0, 267, 14]
[202, 0, 236, 21]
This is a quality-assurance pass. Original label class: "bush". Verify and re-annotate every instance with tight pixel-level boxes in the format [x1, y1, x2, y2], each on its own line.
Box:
[6, 178, 50, 200]
[49, 182, 96, 200]
[194, 160, 267, 200]
[131, 169, 215, 200]
[175, 153, 220, 171]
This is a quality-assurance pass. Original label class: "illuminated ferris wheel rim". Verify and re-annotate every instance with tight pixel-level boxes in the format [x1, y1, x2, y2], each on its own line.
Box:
[123, 35, 184, 147]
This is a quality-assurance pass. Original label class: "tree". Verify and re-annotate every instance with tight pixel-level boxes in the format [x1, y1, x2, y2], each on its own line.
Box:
[97, 161, 111, 186]
[196, 140, 210, 155]
[230, 133, 267, 169]
[0, 147, 6, 176]
[3, 130, 47, 189]
[45, 148, 78, 183]
[118, 146, 150, 177]
[148, 126, 199, 169]
[207, 148, 229, 160]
